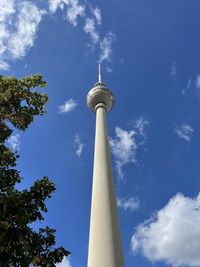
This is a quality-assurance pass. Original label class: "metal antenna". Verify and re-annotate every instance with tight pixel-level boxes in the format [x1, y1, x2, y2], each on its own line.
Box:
[98, 63, 102, 82]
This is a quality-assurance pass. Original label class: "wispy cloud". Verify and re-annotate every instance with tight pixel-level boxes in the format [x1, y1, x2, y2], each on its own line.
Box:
[56, 256, 72, 267]
[66, 1, 85, 26]
[174, 123, 193, 142]
[58, 99, 77, 113]
[131, 193, 200, 267]
[7, 133, 20, 151]
[74, 134, 84, 157]
[0, 0, 46, 70]
[182, 77, 192, 95]
[171, 61, 177, 79]
[49, 0, 85, 26]
[110, 127, 136, 179]
[49, 0, 115, 63]
[91, 7, 101, 25]
[83, 18, 99, 44]
[134, 117, 149, 139]
[49, 0, 65, 13]
[195, 74, 200, 88]
[110, 117, 148, 179]
[0, 0, 115, 69]
[117, 197, 140, 212]
[9, 2, 46, 59]
[105, 66, 113, 73]
[99, 31, 115, 63]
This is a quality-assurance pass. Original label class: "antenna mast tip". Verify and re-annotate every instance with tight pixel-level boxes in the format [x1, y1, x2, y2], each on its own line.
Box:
[98, 64, 102, 82]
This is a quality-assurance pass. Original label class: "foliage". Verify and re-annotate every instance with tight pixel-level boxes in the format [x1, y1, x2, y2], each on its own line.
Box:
[0, 74, 70, 266]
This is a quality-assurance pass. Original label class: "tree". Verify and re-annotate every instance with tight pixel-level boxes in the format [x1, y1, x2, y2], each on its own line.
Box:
[0, 74, 70, 266]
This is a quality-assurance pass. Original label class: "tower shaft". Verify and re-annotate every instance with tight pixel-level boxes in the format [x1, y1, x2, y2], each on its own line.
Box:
[87, 103, 125, 267]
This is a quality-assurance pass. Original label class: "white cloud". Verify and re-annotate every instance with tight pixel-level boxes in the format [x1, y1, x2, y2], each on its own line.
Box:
[175, 123, 193, 142]
[0, 0, 115, 69]
[99, 31, 115, 63]
[110, 117, 148, 179]
[131, 193, 200, 267]
[134, 117, 149, 138]
[182, 77, 192, 95]
[49, 0, 103, 49]
[66, 0, 85, 26]
[0, 0, 46, 70]
[58, 99, 77, 113]
[91, 7, 101, 25]
[117, 197, 140, 212]
[49, 0, 66, 13]
[7, 133, 20, 151]
[49, 1, 115, 63]
[0, 0, 15, 22]
[83, 18, 99, 44]
[56, 256, 72, 267]
[110, 127, 137, 179]
[0, 60, 9, 70]
[195, 74, 200, 88]
[105, 66, 113, 73]
[74, 134, 84, 157]
[9, 2, 46, 59]
[0, 0, 15, 66]
[171, 61, 177, 79]
[49, 0, 85, 22]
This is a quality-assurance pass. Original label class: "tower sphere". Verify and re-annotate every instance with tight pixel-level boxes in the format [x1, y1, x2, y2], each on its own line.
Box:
[87, 81, 115, 112]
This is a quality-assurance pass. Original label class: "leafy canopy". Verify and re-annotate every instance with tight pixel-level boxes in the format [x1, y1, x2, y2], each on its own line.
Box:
[0, 74, 70, 267]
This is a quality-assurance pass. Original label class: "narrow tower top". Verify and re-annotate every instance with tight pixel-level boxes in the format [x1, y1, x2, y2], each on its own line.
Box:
[87, 65, 115, 112]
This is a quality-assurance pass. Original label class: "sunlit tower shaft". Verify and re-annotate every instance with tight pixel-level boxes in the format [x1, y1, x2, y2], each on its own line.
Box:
[87, 65, 125, 267]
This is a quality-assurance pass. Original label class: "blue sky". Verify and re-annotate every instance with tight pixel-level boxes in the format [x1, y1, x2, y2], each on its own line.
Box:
[2, 0, 200, 266]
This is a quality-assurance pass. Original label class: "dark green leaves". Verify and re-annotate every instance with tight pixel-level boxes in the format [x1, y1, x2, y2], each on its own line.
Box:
[0, 74, 70, 266]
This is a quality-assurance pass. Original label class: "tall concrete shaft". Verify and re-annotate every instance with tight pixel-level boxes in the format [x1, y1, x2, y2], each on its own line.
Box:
[87, 65, 125, 267]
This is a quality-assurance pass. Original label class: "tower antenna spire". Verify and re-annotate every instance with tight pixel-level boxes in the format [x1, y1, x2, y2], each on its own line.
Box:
[98, 63, 102, 82]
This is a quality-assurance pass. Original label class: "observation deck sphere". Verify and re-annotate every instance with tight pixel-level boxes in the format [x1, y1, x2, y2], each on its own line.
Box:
[87, 82, 115, 112]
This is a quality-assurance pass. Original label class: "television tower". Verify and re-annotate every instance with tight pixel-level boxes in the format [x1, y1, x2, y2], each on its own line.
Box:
[87, 65, 125, 267]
